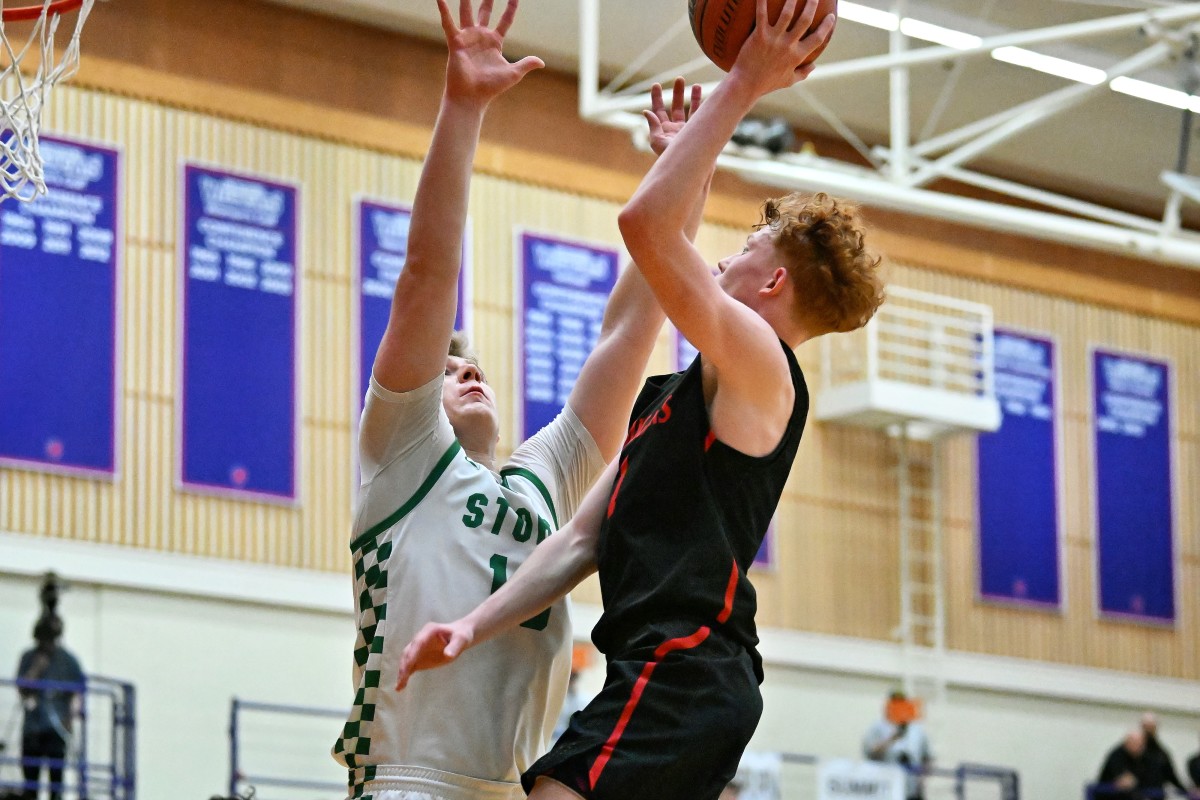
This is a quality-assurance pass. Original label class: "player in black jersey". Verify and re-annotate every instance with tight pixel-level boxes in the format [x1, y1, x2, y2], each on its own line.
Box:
[395, 1, 885, 799]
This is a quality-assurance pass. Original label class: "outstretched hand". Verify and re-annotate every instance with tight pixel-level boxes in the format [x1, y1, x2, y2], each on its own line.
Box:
[642, 78, 703, 157]
[395, 619, 474, 690]
[730, 0, 836, 95]
[436, 0, 545, 107]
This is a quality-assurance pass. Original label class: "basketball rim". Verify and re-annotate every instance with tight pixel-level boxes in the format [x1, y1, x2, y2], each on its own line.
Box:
[2, 0, 86, 22]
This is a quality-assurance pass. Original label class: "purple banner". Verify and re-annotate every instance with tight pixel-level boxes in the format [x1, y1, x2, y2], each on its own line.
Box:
[356, 199, 468, 404]
[517, 232, 618, 439]
[674, 327, 700, 373]
[976, 330, 1061, 608]
[0, 136, 120, 478]
[1093, 349, 1174, 623]
[179, 165, 299, 502]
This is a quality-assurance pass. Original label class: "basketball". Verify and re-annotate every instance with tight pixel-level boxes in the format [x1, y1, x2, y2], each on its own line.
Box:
[690, 0, 839, 73]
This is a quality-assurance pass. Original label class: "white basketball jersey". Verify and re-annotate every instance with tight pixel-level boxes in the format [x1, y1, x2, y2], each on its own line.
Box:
[333, 376, 603, 798]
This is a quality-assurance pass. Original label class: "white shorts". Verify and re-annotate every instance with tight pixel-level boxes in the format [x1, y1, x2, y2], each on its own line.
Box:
[347, 765, 525, 800]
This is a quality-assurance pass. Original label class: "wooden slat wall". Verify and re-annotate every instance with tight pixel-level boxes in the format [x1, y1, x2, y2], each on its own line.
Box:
[1, 83, 1196, 679]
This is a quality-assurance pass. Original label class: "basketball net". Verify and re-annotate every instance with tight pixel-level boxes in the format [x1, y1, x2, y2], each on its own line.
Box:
[0, 0, 95, 202]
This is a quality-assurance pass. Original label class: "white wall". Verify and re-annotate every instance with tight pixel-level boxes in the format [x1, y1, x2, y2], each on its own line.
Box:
[2, 533, 1198, 800]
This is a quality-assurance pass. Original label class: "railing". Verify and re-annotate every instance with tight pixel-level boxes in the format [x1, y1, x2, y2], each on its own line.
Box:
[821, 285, 996, 400]
[227, 698, 1019, 800]
[0, 675, 135, 800]
[228, 698, 346, 799]
[775, 752, 1019, 800]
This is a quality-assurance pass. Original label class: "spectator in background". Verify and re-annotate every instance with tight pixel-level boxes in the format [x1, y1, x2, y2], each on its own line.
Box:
[16, 612, 85, 800]
[1097, 729, 1146, 800]
[863, 691, 933, 800]
[1141, 712, 1188, 797]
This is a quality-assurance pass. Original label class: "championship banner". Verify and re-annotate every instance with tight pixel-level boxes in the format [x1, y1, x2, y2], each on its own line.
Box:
[674, 325, 775, 570]
[355, 198, 469, 404]
[0, 136, 120, 477]
[1093, 349, 1174, 622]
[976, 329, 1060, 608]
[817, 759, 905, 800]
[517, 231, 618, 439]
[179, 164, 299, 502]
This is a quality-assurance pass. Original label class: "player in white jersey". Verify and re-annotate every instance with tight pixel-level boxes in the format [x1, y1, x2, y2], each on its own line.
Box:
[331, 2, 711, 799]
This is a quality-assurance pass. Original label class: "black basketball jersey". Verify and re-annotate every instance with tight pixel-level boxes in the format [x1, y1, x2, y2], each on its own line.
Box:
[591, 342, 808, 681]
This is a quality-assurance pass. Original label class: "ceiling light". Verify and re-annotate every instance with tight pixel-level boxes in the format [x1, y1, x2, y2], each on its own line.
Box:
[837, 1, 898, 31]
[1110, 76, 1200, 111]
[899, 18, 982, 50]
[991, 46, 1107, 85]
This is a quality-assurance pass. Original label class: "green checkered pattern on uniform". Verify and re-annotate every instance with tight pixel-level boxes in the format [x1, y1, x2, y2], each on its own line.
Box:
[333, 536, 391, 774]
[347, 765, 376, 799]
[332, 441, 462, 795]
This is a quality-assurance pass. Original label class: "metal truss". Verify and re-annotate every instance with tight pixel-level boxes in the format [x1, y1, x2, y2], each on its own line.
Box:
[578, 0, 1200, 270]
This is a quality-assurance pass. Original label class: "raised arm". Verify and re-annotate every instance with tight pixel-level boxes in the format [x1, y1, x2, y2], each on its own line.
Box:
[617, 0, 834, 446]
[567, 80, 712, 461]
[372, 0, 543, 393]
[395, 457, 618, 689]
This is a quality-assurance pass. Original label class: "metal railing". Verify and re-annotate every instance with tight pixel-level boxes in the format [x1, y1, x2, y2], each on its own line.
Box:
[228, 698, 346, 799]
[227, 698, 1019, 800]
[0, 675, 135, 800]
[821, 285, 996, 401]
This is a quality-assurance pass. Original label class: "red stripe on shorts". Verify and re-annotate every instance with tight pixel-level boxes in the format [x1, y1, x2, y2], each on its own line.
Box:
[587, 626, 713, 789]
[704, 429, 717, 452]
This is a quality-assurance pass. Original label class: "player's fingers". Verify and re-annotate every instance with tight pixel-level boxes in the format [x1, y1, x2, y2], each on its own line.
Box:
[477, 0, 494, 27]
[778, 0, 800, 30]
[435, 0, 458, 38]
[670, 77, 686, 122]
[443, 632, 468, 660]
[689, 83, 703, 117]
[395, 647, 414, 690]
[459, 0, 473, 28]
[797, 13, 834, 58]
[791, 0, 819, 34]
[512, 55, 545, 79]
[495, 0, 520, 36]
[649, 83, 667, 121]
[756, 0, 770, 30]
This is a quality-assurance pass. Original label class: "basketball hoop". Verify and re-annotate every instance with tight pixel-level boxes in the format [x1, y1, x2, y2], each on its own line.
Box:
[0, 0, 95, 202]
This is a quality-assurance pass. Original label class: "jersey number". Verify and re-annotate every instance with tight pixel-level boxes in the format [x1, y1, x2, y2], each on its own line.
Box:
[489, 554, 550, 631]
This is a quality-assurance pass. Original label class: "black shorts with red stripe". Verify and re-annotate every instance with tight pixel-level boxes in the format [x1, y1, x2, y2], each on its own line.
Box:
[521, 624, 761, 800]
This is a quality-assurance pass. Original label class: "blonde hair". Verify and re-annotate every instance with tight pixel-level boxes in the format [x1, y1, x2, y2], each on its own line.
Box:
[448, 330, 480, 365]
[761, 192, 885, 335]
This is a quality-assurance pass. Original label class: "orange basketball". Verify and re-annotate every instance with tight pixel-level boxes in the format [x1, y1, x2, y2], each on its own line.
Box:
[689, 0, 838, 73]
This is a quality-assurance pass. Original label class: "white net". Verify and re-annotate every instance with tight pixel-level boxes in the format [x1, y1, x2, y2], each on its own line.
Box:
[0, 0, 95, 202]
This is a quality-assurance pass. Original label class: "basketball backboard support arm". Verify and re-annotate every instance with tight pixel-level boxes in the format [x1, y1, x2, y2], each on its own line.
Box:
[577, 0, 1200, 271]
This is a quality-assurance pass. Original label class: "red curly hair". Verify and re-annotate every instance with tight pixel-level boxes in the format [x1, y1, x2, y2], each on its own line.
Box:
[761, 192, 885, 335]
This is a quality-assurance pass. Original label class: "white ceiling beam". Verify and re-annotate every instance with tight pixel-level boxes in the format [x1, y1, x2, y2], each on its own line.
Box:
[906, 40, 1173, 188]
[720, 151, 1200, 269]
[804, 4, 1200, 84]
[898, 155, 1165, 233]
[890, 0, 911, 182]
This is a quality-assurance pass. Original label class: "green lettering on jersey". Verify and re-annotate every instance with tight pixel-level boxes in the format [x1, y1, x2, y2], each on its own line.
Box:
[512, 508, 533, 543]
[536, 516, 552, 544]
[491, 497, 511, 536]
[488, 553, 550, 631]
[462, 493, 488, 528]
